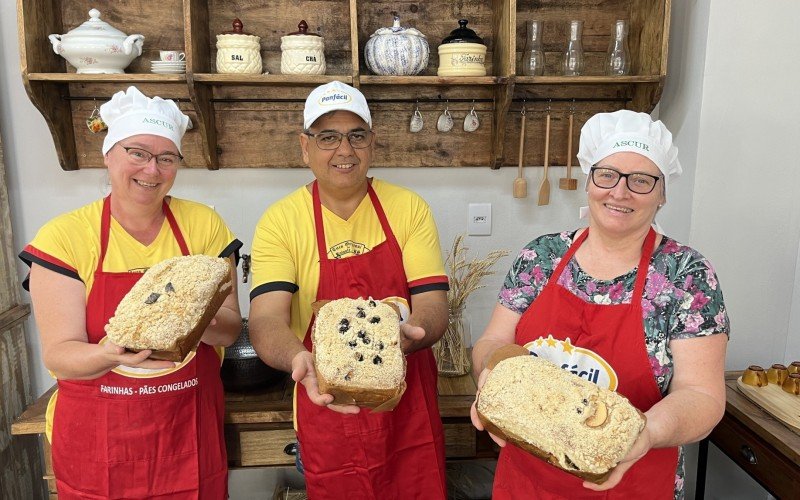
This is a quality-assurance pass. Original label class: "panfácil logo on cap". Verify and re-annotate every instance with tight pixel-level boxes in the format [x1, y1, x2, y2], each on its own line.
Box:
[318, 90, 352, 106]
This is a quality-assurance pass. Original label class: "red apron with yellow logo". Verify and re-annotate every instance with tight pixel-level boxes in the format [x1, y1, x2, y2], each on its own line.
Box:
[295, 181, 447, 500]
[51, 196, 228, 499]
[492, 228, 678, 499]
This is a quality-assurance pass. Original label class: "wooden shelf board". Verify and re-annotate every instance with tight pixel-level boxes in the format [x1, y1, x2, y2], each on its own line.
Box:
[26, 73, 186, 83]
[515, 75, 661, 84]
[359, 75, 499, 85]
[192, 74, 353, 85]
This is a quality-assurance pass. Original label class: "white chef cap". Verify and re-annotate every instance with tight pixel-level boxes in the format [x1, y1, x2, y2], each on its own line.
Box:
[577, 110, 682, 197]
[100, 86, 191, 155]
[303, 81, 372, 130]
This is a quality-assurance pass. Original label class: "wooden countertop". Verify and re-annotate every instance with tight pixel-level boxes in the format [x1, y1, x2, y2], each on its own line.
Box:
[722, 371, 800, 465]
[12, 372, 478, 435]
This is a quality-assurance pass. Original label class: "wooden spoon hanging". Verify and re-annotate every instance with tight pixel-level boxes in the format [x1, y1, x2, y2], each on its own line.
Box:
[537, 108, 551, 205]
[513, 108, 527, 198]
[559, 109, 578, 190]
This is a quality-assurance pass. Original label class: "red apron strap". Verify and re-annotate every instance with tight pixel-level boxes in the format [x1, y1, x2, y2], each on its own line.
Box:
[311, 181, 329, 263]
[632, 228, 657, 303]
[367, 183, 399, 251]
[163, 199, 190, 256]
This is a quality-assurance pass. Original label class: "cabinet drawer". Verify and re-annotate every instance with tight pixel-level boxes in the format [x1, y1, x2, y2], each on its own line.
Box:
[710, 414, 800, 498]
[444, 423, 477, 458]
[239, 429, 297, 467]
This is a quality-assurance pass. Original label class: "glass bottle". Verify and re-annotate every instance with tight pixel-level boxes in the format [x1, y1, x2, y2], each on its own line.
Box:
[607, 19, 631, 76]
[521, 20, 545, 76]
[563, 20, 584, 76]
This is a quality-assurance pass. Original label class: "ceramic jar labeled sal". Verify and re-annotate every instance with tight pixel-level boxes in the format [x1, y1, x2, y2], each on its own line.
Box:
[216, 19, 263, 74]
[48, 9, 144, 74]
[364, 15, 429, 76]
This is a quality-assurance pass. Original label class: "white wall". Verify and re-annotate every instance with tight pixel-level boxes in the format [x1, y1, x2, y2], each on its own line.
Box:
[3, 1, 798, 498]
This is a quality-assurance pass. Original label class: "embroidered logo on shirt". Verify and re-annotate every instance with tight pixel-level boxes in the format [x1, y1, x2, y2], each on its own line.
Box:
[523, 335, 619, 390]
[328, 240, 370, 259]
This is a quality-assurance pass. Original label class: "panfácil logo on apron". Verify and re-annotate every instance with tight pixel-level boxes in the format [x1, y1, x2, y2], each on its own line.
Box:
[523, 334, 619, 390]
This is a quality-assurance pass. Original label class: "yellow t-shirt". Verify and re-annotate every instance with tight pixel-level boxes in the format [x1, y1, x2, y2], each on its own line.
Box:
[21, 197, 242, 296]
[250, 179, 448, 340]
[20, 197, 242, 443]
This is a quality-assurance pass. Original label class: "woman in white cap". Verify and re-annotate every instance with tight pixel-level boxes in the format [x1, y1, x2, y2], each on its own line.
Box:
[470, 110, 729, 499]
[20, 86, 242, 499]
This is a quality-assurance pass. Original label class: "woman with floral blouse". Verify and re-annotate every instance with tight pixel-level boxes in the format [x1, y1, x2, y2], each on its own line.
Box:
[471, 110, 729, 500]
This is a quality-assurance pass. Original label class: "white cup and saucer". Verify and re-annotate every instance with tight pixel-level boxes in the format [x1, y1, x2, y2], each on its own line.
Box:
[151, 50, 186, 74]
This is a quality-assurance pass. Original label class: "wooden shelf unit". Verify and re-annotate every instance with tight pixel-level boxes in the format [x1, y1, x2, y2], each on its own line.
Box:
[17, 0, 670, 170]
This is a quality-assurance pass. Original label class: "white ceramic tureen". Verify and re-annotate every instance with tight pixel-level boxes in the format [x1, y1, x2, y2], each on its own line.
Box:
[364, 16, 429, 76]
[49, 9, 144, 74]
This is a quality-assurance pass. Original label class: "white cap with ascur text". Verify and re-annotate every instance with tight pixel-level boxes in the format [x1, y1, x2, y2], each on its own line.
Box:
[303, 81, 372, 130]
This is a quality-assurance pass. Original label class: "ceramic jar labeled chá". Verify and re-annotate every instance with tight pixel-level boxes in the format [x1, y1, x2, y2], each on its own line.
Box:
[437, 19, 487, 77]
[280, 20, 326, 75]
[216, 19, 262, 74]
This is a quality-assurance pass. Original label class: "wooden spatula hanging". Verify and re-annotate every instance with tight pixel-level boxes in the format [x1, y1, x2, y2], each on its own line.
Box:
[537, 107, 551, 205]
[559, 108, 578, 190]
[513, 107, 527, 198]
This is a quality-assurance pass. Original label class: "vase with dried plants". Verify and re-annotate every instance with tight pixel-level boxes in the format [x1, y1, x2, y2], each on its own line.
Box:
[434, 235, 508, 376]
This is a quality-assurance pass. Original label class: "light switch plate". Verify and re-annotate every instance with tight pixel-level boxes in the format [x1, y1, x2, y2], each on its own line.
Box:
[468, 203, 492, 236]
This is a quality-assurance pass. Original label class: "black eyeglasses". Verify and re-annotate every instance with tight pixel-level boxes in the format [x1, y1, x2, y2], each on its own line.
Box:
[303, 130, 373, 150]
[119, 145, 183, 169]
[590, 166, 661, 194]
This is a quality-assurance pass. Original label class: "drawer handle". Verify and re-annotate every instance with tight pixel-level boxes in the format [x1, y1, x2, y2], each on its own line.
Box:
[284, 442, 298, 456]
[740, 445, 757, 465]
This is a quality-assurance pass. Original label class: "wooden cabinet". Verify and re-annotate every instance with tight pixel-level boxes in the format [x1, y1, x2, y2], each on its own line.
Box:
[12, 373, 494, 497]
[17, 0, 670, 171]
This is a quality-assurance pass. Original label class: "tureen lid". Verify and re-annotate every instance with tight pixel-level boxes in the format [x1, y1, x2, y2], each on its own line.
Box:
[63, 8, 129, 40]
[441, 19, 484, 44]
[370, 16, 425, 38]
[287, 20, 321, 37]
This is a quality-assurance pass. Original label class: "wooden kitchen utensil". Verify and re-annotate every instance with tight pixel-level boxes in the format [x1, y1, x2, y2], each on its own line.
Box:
[513, 108, 527, 198]
[537, 107, 551, 205]
[559, 109, 578, 190]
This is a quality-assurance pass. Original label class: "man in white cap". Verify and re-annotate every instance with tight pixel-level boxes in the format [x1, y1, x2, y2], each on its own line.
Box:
[471, 110, 728, 498]
[21, 86, 242, 499]
[249, 81, 449, 499]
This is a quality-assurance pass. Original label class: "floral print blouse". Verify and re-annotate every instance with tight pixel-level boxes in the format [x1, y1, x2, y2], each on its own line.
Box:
[498, 230, 730, 499]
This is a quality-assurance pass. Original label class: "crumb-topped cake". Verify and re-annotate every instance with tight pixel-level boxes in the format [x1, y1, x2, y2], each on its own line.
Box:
[476, 355, 645, 483]
[313, 297, 405, 408]
[105, 255, 232, 361]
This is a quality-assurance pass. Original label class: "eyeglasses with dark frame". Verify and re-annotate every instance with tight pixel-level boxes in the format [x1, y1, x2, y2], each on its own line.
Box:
[119, 145, 183, 169]
[303, 130, 373, 150]
[590, 166, 661, 194]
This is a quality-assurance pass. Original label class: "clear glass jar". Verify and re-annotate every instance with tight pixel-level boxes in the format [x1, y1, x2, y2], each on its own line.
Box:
[607, 19, 630, 76]
[521, 20, 545, 76]
[433, 306, 472, 377]
[563, 20, 584, 76]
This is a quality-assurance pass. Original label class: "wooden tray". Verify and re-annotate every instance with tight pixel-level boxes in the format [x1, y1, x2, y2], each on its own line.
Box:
[736, 377, 800, 434]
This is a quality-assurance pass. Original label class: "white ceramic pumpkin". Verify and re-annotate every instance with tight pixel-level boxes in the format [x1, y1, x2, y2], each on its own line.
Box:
[364, 16, 429, 76]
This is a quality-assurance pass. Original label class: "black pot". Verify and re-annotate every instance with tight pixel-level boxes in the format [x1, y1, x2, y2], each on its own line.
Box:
[221, 318, 287, 392]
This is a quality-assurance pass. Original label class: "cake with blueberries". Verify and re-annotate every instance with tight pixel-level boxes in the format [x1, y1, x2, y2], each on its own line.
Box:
[312, 297, 405, 409]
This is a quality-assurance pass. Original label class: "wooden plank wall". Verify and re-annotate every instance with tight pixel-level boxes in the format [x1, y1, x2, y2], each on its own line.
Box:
[0, 124, 45, 498]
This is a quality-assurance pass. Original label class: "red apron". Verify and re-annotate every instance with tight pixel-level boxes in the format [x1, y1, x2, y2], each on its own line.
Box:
[492, 228, 678, 500]
[295, 181, 447, 500]
[51, 196, 228, 499]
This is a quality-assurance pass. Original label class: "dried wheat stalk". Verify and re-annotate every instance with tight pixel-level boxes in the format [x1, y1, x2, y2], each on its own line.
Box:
[435, 235, 509, 375]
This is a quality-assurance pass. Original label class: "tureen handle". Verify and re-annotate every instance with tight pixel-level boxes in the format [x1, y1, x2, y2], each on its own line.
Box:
[122, 34, 145, 56]
[48, 34, 62, 55]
